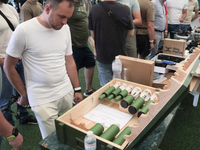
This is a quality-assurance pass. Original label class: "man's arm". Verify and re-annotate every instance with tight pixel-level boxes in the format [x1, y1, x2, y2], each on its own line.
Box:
[132, 11, 142, 26]
[194, 9, 199, 20]
[65, 55, 82, 104]
[165, 15, 168, 38]
[127, 29, 134, 38]
[147, 21, 156, 51]
[180, 9, 187, 23]
[3, 54, 28, 106]
[21, 7, 32, 22]
[0, 110, 23, 150]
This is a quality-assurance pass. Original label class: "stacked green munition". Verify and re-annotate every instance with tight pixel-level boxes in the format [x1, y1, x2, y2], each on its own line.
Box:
[100, 124, 120, 141]
[121, 87, 142, 108]
[113, 126, 131, 145]
[128, 89, 152, 114]
[114, 85, 133, 102]
[99, 82, 121, 101]
[137, 92, 159, 117]
[89, 123, 104, 136]
[107, 83, 127, 101]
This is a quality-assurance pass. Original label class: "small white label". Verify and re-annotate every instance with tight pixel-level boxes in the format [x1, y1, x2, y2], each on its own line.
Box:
[140, 89, 152, 101]
[85, 143, 96, 150]
[131, 87, 142, 98]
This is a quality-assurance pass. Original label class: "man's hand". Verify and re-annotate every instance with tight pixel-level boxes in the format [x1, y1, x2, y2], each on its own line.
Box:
[74, 93, 83, 104]
[8, 133, 23, 150]
[149, 42, 154, 51]
[16, 94, 29, 106]
[164, 31, 168, 38]
[0, 58, 4, 66]
[179, 18, 184, 23]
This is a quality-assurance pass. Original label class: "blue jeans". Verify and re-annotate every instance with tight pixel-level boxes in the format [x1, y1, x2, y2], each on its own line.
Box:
[179, 24, 191, 31]
[96, 61, 113, 86]
[0, 60, 28, 125]
[168, 24, 180, 39]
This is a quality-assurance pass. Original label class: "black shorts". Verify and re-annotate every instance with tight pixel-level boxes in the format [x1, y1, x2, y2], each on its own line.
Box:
[136, 35, 150, 57]
[72, 45, 95, 70]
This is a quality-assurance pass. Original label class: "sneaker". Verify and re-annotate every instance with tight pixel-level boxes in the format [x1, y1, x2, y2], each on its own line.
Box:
[19, 115, 38, 125]
[84, 88, 96, 97]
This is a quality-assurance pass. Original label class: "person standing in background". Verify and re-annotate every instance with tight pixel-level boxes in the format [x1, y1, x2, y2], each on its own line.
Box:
[20, 0, 43, 22]
[116, 0, 142, 58]
[136, 0, 156, 59]
[166, 0, 188, 39]
[148, 0, 167, 60]
[67, 0, 96, 96]
[89, 0, 134, 86]
[180, 0, 199, 31]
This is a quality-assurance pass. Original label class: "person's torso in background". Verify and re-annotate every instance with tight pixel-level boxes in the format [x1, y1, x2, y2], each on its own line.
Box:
[183, 0, 199, 24]
[0, 3, 18, 58]
[67, 0, 88, 47]
[21, 1, 43, 22]
[166, 0, 188, 24]
[136, 0, 154, 35]
[153, 0, 166, 31]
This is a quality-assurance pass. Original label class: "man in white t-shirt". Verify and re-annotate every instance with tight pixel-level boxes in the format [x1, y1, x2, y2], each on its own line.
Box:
[166, 0, 188, 38]
[4, 0, 83, 139]
[180, 0, 199, 31]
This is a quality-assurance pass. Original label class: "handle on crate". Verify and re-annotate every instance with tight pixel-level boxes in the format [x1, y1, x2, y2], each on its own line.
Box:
[76, 137, 84, 149]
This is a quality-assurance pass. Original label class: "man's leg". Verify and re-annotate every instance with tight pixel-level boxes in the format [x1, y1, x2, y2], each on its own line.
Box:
[31, 90, 73, 139]
[168, 24, 180, 39]
[0, 66, 15, 126]
[126, 33, 137, 58]
[84, 67, 94, 91]
[96, 61, 113, 86]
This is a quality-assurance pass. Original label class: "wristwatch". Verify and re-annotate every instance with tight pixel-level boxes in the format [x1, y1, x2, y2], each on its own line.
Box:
[3, 128, 18, 140]
[74, 87, 81, 93]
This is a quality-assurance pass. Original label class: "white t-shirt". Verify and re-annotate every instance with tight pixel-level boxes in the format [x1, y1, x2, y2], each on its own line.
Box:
[0, 3, 19, 58]
[6, 18, 73, 106]
[166, 0, 188, 24]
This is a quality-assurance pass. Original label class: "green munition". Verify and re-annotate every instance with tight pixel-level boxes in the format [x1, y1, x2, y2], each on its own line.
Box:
[138, 92, 159, 117]
[100, 124, 120, 141]
[121, 87, 142, 108]
[107, 83, 127, 101]
[114, 85, 133, 102]
[89, 123, 104, 136]
[128, 89, 152, 114]
[98, 82, 121, 100]
[113, 126, 131, 145]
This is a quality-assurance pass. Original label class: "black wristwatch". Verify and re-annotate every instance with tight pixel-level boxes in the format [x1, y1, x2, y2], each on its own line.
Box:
[3, 128, 18, 140]
[74, 87, 81, 93]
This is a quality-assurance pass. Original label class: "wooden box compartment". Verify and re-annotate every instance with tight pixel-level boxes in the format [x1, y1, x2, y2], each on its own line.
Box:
[55, 49, 200, 150]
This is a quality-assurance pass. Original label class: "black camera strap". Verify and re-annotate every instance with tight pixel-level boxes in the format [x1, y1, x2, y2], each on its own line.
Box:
[0, 10, 15, 31]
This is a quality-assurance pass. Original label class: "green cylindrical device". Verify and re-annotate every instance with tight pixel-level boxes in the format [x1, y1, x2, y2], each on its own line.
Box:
[107, 88, 122, 101]
[100, 124, 120, 141]
[115, 85, 133, 102]
[98, 82, 121, 101]
[137, 100, 154, 117]
[128, 89, 152, 114]
[114, 90, 128, 102]
[89, 123, 104, 136]
[128, 97, 145, 114]
[137, 92, 158, 117]
[121, 87, 142, 108]
[113, 126, 131, 145]
[121, 95, 134, 108]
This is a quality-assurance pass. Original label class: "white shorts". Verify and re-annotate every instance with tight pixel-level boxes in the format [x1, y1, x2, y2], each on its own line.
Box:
[31, 89, 74, 139]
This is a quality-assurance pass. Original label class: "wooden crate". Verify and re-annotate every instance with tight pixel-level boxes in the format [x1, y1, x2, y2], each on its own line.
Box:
[55, 49, 200, 150]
